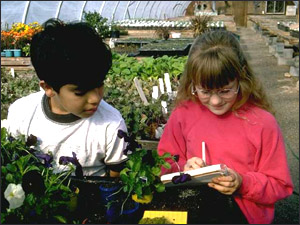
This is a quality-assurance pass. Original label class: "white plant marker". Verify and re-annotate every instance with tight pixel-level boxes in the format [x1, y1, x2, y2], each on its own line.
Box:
[152, 86, 159, 100]
[133, 77, 149, 106]
[161, 101, 167, 114]
[202, 141, 206, 165]
[10, 68, 15, 78]
[164, 73, 172, 94]
[159, 78, 165, 94]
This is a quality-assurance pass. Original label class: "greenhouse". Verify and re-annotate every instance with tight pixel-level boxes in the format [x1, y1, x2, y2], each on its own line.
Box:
[1, 1, 299, 224]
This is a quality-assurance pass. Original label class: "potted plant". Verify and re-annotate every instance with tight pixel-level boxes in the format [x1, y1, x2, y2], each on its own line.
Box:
[155, 27, 171, 40]
[110, 24, 121, 38]
[1, 31, 14, 57]
[83, 11, 110, 39]
[189, 15, 212, 37]
[1, 127, 80, 224]
[102, 129, 174, 223]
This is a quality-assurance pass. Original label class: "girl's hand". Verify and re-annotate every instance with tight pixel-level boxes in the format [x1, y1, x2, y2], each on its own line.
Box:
[183, 157, 206, 171]
[208, 168, 242, 195]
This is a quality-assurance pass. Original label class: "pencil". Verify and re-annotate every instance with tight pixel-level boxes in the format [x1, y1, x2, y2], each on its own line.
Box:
[202, 141, 206, 165]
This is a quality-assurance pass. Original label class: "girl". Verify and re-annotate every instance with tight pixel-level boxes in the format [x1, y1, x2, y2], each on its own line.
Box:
[158, 30, 293, 224]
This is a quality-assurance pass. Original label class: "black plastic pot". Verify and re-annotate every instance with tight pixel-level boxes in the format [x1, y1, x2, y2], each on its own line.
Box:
[110, 30, 120, 38]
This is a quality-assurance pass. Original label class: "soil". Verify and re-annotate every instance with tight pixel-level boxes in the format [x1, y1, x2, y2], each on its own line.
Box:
[70, 177, 247, 224]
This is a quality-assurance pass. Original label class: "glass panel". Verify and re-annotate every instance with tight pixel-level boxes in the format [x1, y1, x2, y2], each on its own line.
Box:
[275, 1, 285, 13]
[26, 1, 60, 25]
[113, 1, 129, 21]
[84, 1, 104, 15]
[1, 1, 28, 29]
[101, 1, 119, 22]
[135, 1, 149, 19]
[59, 1, 86, 22]
[126, 1, 139, 19]
[266, 1, 275, 13]
[144, 1, 156, 19]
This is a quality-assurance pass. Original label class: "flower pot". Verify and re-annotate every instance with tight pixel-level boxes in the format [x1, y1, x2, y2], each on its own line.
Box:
[110, 30, 120, 38]
[13, 49, 22, 57]
[99, 183, 120, 204]
[4, 49, 13, 57]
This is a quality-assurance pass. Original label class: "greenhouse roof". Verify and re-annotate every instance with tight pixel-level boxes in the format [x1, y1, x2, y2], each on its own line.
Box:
[1, 1, 203, 28]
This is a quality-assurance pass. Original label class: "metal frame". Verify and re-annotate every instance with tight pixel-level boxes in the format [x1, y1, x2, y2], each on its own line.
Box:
[111, 1, 120, 21]
[141, 1, 150, 19]
[123, 1, 131, 20]
[154, 1, 162, 19]
[133, 1, 141, 18]
[99, 1, 106, 15]
[55, 1, 63, 19]
[22, 1, 31, 23]
[79, 1, 87, 21]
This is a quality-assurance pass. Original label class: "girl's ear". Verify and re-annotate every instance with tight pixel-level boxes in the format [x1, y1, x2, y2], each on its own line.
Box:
[39, 80, 56, 97]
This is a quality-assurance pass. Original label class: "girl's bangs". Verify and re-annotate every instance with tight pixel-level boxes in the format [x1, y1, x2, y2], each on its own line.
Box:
[191, 49, 239, 89]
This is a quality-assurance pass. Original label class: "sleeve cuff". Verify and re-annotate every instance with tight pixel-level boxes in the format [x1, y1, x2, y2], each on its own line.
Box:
[237, 173, 251, 195]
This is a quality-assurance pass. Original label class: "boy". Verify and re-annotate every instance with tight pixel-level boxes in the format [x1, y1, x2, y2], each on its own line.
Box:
[6, 18, 127, 177]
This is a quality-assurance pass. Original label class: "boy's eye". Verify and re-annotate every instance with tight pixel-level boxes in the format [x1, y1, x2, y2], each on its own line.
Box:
[74, 91, 85, 96]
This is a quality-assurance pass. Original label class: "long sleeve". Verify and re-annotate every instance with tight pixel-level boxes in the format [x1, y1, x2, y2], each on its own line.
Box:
[237, 117, 294, 205]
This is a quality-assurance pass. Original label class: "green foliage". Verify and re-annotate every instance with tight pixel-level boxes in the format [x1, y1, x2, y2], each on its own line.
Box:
[1, 128, 76, 224]
[105, 53, 187, 140]
[83, 11, 110, 39]
[120, 149, 172, 199]
[1, 68, 40, 119]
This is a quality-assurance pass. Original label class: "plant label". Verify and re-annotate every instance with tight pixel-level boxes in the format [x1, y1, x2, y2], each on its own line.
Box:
[152, 86, 159, 100]
[164, 73, 172, 94]
[159, 78, 165, 95]
[133, 77, 149, 106]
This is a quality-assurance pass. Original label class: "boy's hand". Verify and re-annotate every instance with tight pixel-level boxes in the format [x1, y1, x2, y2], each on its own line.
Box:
[183, 157, 206, 171]
[208, 168, 242, 195]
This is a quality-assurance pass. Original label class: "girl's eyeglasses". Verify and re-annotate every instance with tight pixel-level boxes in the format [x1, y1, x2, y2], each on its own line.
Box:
[194, 85, 240, 100]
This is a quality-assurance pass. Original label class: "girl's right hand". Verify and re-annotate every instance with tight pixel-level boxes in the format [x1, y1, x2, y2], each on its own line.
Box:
[184, 157, 206, 171]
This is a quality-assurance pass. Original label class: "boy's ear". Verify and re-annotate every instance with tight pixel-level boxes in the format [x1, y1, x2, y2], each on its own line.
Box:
[39, 80, 56, 97]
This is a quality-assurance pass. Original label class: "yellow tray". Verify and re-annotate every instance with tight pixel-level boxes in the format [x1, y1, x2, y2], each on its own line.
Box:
[142, 210, 188, 224]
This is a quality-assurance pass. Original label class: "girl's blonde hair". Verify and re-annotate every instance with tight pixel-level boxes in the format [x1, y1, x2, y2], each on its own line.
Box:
[176, 30, 274, 114]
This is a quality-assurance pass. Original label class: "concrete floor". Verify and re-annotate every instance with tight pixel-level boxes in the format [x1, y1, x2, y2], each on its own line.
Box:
[236, 26, 299, 224]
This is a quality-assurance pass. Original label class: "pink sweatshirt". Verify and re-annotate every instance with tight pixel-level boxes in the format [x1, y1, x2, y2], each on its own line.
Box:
[158, 100, 293, 224]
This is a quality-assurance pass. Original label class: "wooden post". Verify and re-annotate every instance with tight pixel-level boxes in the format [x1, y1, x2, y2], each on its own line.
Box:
[232, 1, 248, 27]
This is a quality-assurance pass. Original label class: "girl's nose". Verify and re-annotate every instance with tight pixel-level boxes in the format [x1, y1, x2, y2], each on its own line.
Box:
[209, 93, 223, 105]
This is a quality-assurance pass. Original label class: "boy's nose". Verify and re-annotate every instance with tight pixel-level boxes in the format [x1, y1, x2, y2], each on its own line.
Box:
[87, 88, 102, 104]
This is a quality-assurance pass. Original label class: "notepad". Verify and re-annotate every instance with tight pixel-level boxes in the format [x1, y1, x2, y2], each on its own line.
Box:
[160, 164, 228, 187]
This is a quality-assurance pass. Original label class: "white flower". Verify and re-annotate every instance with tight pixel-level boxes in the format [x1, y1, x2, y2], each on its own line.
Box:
[4, 184, 25, 209]
[1, 119, 9, 129]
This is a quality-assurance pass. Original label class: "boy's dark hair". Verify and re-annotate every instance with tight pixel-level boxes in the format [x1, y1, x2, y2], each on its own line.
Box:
[30, 18, 112, 93]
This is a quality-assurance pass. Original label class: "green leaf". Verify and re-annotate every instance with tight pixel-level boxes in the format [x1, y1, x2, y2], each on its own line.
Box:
[162, 162, 171, 169]
[155, 183, 165, 192]
[6, 163, 17, 173]
[54, 215, 67, 224]
[151, 167, 161, 176]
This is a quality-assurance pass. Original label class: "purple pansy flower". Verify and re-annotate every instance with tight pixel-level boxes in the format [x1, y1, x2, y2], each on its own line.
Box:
[35, 152, 53, 168]
[171, 173, 191, 184]
[117, 129, 142, 156]
[59, 152, 83, 178]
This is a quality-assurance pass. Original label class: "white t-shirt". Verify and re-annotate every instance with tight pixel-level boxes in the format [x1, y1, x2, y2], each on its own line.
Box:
[6, 91, 128, 176]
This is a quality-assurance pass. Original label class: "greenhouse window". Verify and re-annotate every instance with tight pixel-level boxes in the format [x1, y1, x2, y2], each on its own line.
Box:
[265, 1, 285, 14]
